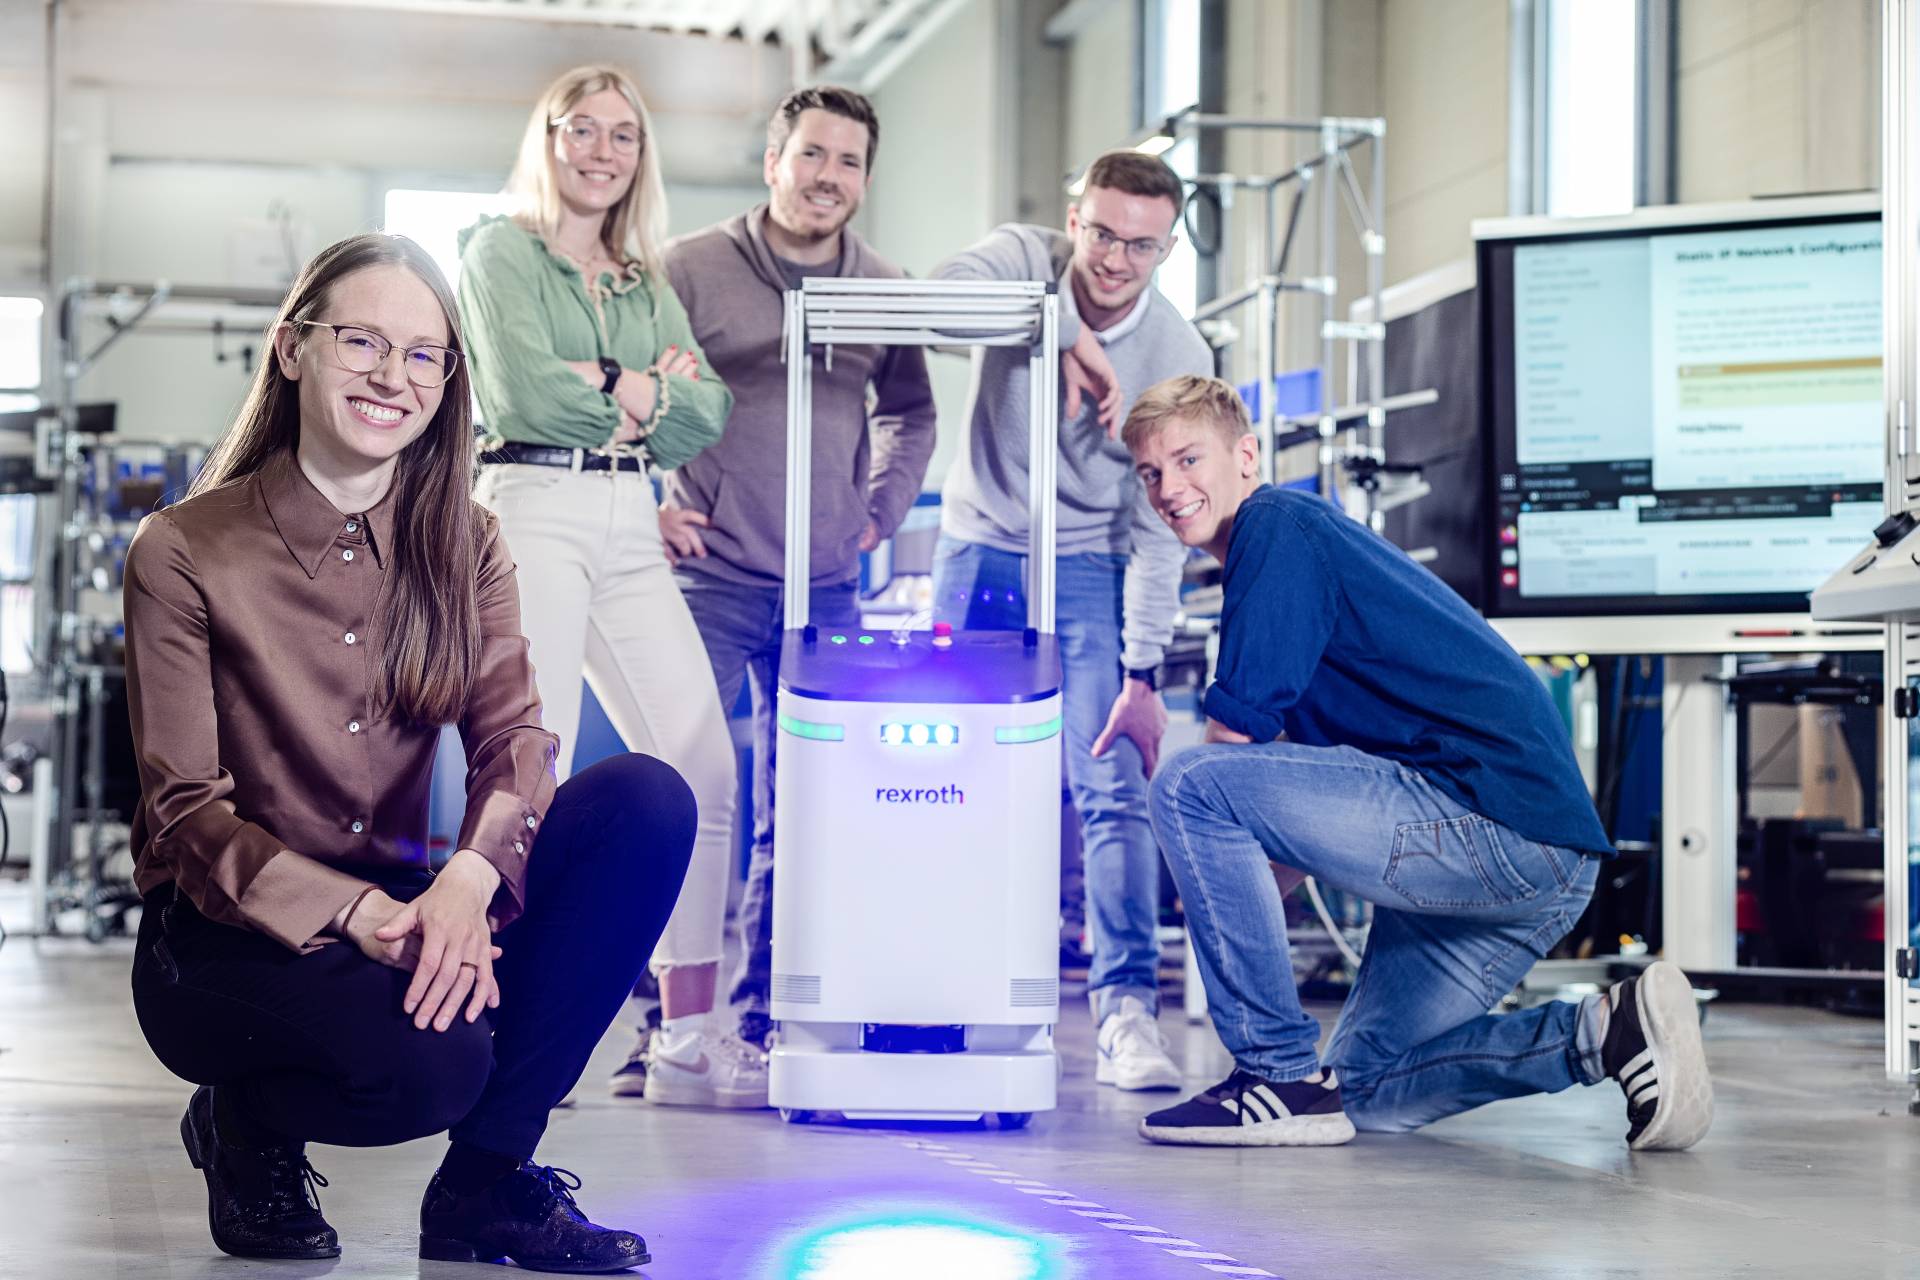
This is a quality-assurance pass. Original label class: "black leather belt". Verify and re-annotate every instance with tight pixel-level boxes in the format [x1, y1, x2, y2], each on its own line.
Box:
[479, 442, 645, 473]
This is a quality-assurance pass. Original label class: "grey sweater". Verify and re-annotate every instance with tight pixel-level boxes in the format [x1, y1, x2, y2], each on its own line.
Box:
[933, 224, 1212, 669]
[663, 206, 937, 586]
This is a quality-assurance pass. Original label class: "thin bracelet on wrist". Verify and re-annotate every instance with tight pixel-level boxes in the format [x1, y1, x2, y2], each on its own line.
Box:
[640, 366, 670, 436]
[337, 885, 377, 937]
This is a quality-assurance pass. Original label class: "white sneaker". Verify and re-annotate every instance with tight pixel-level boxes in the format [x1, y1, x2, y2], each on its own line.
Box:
[1095, 995, 1183, 1091]
[642, 1020, 770, 1109]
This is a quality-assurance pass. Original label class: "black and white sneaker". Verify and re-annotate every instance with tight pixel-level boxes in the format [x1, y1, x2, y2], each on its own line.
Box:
[1600, 960, 1713, 1151]
[607, 1026, 654, 1099]
[1139, 1067, 1356, 1147]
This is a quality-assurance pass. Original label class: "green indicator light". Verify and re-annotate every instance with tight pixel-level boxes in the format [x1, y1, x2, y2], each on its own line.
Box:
[779, 713, 845, 741]
[995, 716, 1063, 744]
[858, 634, 875, 645]
[830, 634, 847, 644]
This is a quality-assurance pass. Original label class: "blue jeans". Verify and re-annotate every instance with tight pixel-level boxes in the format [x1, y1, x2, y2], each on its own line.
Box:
[674, 569, 861, 1014]
[1150, 740, 1604, 1132]
[931, 535, 1161, 1020]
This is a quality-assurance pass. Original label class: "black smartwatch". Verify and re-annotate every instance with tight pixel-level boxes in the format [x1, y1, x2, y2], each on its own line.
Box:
[597, 357, 622, 395]
[1124, 664, 1159, 690]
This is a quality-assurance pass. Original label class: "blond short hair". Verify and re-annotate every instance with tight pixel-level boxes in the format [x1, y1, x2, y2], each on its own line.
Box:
[1121, 374, 1253, 455]
[507, 66, 669, 280]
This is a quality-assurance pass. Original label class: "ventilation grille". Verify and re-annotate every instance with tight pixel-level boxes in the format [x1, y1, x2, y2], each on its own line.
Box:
[772, 974, 821, 1004]
[1009, 978, 1058, 1008]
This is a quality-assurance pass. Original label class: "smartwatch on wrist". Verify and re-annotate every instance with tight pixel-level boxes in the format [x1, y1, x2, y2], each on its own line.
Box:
[1123, 665, 1159, 691]
[597, 357, 622, 395]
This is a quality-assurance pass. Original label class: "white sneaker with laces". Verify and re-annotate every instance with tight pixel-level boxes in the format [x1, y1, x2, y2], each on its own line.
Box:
[1095, 995, 1183, 1091]
[642, 1017, 770, 1109]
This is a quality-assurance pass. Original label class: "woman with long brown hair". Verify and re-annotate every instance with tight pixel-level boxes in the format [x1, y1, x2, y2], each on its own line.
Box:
[124, 231, 691, 1272]
[457, 66, 759, 1106]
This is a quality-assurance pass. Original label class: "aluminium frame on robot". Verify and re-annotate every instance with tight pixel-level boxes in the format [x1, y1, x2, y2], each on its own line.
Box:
[1877, 0, 1920, 1100]
[782, 276, 1059, 630]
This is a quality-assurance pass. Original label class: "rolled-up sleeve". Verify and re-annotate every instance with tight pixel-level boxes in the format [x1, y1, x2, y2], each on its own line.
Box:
[642, 279, 732, 471]
[123, 514, 369, 951]
[458, 220, 626, 448]
[455, 513, 561, 926]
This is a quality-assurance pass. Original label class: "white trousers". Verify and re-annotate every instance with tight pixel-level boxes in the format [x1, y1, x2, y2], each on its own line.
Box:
[475, 463, 735, 970]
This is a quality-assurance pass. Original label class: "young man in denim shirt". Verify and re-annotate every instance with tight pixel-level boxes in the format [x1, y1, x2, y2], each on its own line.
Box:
[1122, 375, 1713, 1151]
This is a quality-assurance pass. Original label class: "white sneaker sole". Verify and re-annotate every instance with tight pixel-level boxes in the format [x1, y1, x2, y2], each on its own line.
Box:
[1138, 1111, 1356, 1147]
[1096, 1056, 1184, 1091]
[642, 1072, 769, 1110]
[1628, 961, 1714, 1152]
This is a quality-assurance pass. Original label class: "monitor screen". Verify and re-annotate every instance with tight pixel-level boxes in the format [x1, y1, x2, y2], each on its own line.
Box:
[1479, 205, 1883, 618]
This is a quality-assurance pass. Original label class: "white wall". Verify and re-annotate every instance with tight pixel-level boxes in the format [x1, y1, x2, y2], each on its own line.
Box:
[866, 0, 1009, 492]
[1064, 0, 1137, 173]
[1378, 0, 1509, 287]
[1676, 0, 1879, 203]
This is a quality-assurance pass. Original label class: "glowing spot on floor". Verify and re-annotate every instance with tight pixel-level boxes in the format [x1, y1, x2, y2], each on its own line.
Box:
[782, 1214, 1063, 1280]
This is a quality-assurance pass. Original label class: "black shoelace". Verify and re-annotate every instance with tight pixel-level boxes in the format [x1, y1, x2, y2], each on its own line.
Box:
[1203, 1068, 1270, 1105]
[526, 1165, 588, 1222]
[259, 1150, 329, 1219]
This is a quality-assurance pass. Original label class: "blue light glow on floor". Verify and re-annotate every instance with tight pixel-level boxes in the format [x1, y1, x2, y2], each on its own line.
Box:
[777, 1212, 1065, 1279]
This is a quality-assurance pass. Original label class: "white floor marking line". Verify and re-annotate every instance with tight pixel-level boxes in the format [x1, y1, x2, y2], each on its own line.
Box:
[893, 1137, 1286, 1280]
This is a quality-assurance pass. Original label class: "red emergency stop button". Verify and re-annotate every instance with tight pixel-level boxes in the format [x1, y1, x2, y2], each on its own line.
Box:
[933, 621, 954, 648]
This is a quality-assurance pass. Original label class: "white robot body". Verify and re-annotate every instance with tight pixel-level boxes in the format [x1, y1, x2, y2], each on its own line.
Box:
[767, 628, 1063, 1122]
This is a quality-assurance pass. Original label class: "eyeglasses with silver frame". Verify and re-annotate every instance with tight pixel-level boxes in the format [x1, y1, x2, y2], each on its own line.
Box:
[549, 114, 644, 156]
[1079, 221, 1169, 264]
[291, 321, 461, 389]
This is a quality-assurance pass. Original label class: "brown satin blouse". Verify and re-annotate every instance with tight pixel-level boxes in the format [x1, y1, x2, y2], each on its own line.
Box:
[123, 449, 559, 951]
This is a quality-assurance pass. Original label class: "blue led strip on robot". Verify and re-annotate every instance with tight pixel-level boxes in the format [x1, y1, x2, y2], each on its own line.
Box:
[778, 713, 845, 741]
[994, 716, 1064, 744]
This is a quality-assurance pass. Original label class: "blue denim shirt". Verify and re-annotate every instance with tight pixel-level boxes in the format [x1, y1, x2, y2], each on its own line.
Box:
[1204, 486, 1613, 857]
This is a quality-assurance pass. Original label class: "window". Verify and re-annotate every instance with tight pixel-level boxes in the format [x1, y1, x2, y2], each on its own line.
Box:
[0, 296, 44, 393]
[382, 189, 519, 292]
[1539, 0, 1637, 217]
[1144, 0, 1202, 317]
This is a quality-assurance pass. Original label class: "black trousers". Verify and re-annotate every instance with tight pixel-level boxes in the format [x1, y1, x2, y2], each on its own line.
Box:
[132, 754, 695, 1159]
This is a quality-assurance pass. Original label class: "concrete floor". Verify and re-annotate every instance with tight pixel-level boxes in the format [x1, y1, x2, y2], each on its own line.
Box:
[2, 931, 1916, 1280]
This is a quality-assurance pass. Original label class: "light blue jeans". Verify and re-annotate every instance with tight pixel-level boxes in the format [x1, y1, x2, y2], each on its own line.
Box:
[1151, 740, 1605, 1132]
[931, 536, 1161, 1020]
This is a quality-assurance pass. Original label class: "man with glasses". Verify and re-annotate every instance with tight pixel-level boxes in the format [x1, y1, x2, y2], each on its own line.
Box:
[644, 85, 937, 1069]
[931, 150, 1211, 1092]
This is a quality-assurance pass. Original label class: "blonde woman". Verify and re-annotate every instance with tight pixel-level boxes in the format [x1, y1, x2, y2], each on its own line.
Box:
[457, 67, 763, 1107]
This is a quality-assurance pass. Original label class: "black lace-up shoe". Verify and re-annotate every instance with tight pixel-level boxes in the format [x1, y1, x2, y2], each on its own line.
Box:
[179, 1086, 339, 1260]
[1139, 1067, 1356, 1146]
[1601, 960, 1714, 1151]
[419, 1162, 650, 1274]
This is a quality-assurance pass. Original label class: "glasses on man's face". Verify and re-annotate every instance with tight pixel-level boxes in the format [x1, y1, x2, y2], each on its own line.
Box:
[551, 114, 644, 156]
[292, 321, 461, 389]
[1081, 221, 1167, 265]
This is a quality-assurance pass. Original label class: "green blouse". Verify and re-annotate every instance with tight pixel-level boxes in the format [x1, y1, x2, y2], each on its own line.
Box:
[454, 215, 731, 469]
